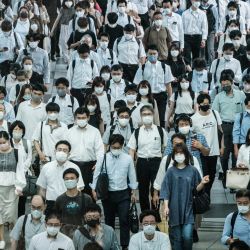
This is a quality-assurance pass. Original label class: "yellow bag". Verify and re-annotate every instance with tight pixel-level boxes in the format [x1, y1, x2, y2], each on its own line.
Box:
[157, 201, 169, 234]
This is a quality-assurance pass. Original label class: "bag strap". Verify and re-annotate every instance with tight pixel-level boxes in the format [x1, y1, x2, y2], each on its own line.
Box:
[21, 214, 28, 238]
[156, 126, 164, 151]
[22, 139, 28, 154]
[109, 125, 116, 139]
[16, 84, 21, 98]
[134, 128, 140, 151]
[70, 95, 74, 113]
[78, 226, 95, 241]
[100, 154, 107, 173]
[14, 148, 18, 163]
[165, 154, 172, 171]
[230, 211, 238, 238]
[40, 122, 43, 151]
[213, 59, 220, 84]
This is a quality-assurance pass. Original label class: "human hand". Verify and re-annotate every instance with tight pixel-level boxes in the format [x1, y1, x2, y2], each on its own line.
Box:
[92, 190, 97, 201]
[200, 40, 206, 48]
[192, 139, 202, 150]
[152, 192, 159, 207]
[201, 175, 210, 184]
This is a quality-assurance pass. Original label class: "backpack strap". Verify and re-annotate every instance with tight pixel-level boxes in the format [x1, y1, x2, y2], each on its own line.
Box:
[21, 215, 28, 239]
[22, 139, 28, 154]
[174, 91, 178, 109]
[161, 62, 166, 74]
[109, 125, 116, 139]
[134, 127, 140, 151]
[116, 37, 122, 56]
[109, 49, 114, 64]
[165, 154, 172, 171]
[78, 226, 95, 241]
[72, 17, 76, 32]
[13, 32, 19, 50]
[14, 148, 18, 163]
[156, 126, 164, 151]
[107, 93, 111, 104]
[16, 84, 21, 98]
[129, 118, 134, 133]
[190, 91, 195, 109]
[70, 95, 74, 113]
[189, 155, 194, 165]
[4, 76, 7, 88]
[51, 96, 56, 103]
[213, 59, 220, 85]
[128, 15, 131, 24]
[230, 211, 238, 238]
[106, 80, 111, 92]
[90, 60, 94, 70]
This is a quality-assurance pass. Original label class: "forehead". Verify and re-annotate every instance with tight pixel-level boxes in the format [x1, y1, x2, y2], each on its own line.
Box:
[47, 217, 60, 223]
[56, 144, 69, 150]
[143, 215, 155, 222]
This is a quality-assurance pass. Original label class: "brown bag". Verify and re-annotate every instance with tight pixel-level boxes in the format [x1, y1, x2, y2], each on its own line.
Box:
[16, 215, 28, 250]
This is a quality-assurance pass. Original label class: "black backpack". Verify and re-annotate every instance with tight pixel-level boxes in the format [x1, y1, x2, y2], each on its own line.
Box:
[106, 79, 130, 92]
[200, 5, 216, 33]
[116, 36, 141, 57]
[51, 95, 74, 114]
[230, 211, 238, 238]
[141, 62, 166, 75]
[188, 71, 212, 90]
[109, 119, 134, 140]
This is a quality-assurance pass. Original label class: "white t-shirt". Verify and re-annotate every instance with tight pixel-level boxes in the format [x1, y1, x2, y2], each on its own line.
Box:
[96, 92, 111, 125]
[170, 91, 197, 115]
[191, 110, 222, 156]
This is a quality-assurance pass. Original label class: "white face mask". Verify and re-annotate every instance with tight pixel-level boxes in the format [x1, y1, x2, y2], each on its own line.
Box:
[192, 1, 200, 8]
[228, 10, 236, 17]
[55, 151, 68, 162]
[87, 105, 96, 113]
[124, 33, 133, 40]
[99, 41, 108, 50]
[228, 27, 238, 33]
[48, 112, 59, 121]
[244, 83, 250, 92]
[154, 19, 163, 27]
[76, 11, 85, 18]
[139, 88, 149, 96]
[78, 27, 88, 32]
[112, 75, 122, 82]
[224, 54, 233, 61]
[13, 131, 23, 140]
[172, 1, 178, 8]
[118, 118, 129, 127]
[29, 41, 39, 49]
[65, 1, 73, 8]
[175, 153, 185, 164]
[77, 119, 88, 128]
[30, 23, 38, 32]
[64, 179, 78, 189]
[142, 115, 153, 125]
[163, 8, 172, 15]
[126, 94, 137, 103]
[101, 73, 110, 81]
[23, 64, 33, 71]
[90, 2, 95, 8]
[94, 86, 104, 94]
[171, 50, 179, 57]
[111, 148, 122, 156]
[232, 40, 241, 48]
[143, 225, 156, 236]
[108, 22, 117, 28]
[47, 226, 60, 237]
[0, 111, 4, 120]
[180, 82, 189, 90]
[238, 205, 250, 214]
[31, 209, 42, 219]
[179, 125, 190, 135]
[118, 6, 126, 13]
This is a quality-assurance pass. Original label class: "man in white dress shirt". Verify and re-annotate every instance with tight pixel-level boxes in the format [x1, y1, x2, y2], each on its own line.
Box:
[67, 107, 104, 197]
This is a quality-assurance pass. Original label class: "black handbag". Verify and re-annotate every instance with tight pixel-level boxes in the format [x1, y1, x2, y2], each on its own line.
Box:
[193, 189, 210, 214]
[22, 173, 38, 197]
[95, 155, 109, 200]
[129, 201, 139, 233]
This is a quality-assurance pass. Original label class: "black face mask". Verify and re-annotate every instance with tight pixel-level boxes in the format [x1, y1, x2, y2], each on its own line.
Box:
[20, 11, 28, 19]
[222, 85, 232, 93]
[200, 104, 210, 112]
[86, 219, 100, 227]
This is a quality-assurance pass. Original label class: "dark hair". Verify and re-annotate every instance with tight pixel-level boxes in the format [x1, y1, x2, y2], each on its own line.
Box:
[84, 94, 102, 122]
[85, 203, 102, 215]
[46, 102, 60, 113]
[153, 11, 162, 17]
[246, 128, 250, 147]
[63, 168, 79, 179]
[16, 84, 31, 105]
[124, 83, 137, 93]
[22, 56, 33, 64]
[197, 93, 211, 105]
[77, 43, 90, 54]
[229, 29, 242, 39]
[176, 113, 192, 126]
[163, 0, 173, 4]
[136, 80, 155, 107]
[32, 84, 46, 94]
[74, 107, 90, 117]
[0, 131, 10, 141]
[223, 43, 235, 52]
[109, 134, 125, 146]
[229, 240, 250, 250]
[147, 44, 158, 52]
[193, 58, 206, 69]
[45, 210, 62, 222]
[62, 0, 74, 8]
[228, 19, 240, 27]
[220, 73, 234, 83]
[83, 242, 103, 250]
[98, 32, 110, 40]
[171, 133, 186, 144]
[244, 96, 250, 106]
[100, 65, 111, 75]
[168, 43, 183, 61]
[117, 107, 131, 116]
[114, 100, 126, 109]
[117, 0, 127, 6]
[1, 19, 12, 31]
[235, 189, 250, 200]
[171, 143, 191, 167]
[55, 77, 69, 87]
[139, 210, 157, 223]
[140, 105, 154, 114]
[55, 140, 71, 152]
[16, 70, 26, 77]
[92, 76, 105, 90]
[0, 86, 7, 96]
[107, 12, 118, 24]
[10, 63, 21, 73]
[243, 74, 250, 83]
[177, 74, 195, 99]
[77, 17, 88, 28]
[9, 120, 26, 139]
[220, 69, 235, 79]
[227, 1, 237, 9]
[26, 33, 42, 42]
[111, 64, 123, 72]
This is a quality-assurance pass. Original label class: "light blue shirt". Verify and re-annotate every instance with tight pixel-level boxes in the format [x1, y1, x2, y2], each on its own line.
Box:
[233, 111, 250, 144]
[221, 212, 250, 246]
[191, 69, 210, 93]
[91, 151, 138, 191]
[3, 100, 15, 123]
[212, 89, 246, 122]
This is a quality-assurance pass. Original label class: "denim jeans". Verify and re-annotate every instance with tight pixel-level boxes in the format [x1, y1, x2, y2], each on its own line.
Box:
[169, 224, 193, 250]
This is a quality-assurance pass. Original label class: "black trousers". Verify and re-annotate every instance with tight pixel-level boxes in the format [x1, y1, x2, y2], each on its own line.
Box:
[136, 157, 161, 211]
[70, 160, 96, 197]
[51, 27, 60, 57]
[45, 200, 56, 216]
[119, 63, 139, 83]
[70, 88, 93, 107]
[183, 34, 202, 66]
[139, 12, 150, 30]
[221, 123, 236, 177]
[200, 155, 218, 197]
[153, 92, 168, 128]
[102, 189, 130, 247]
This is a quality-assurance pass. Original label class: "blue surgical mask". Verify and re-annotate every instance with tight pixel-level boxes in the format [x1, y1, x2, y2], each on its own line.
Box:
[148, 55, 157, 63]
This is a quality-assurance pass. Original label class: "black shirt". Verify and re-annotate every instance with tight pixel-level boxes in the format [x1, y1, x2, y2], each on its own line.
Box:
[99, 24, 124, 49]
[55, 192, 93, 226]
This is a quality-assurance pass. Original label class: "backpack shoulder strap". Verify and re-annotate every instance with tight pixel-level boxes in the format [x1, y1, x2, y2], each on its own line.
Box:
[165, 154, 172, 171]
[109, 125, 116, 139]
[213, 58, 220, 84]
[106, 80, 111, 91]
[109, 48, 114, 64]
[134, 128, 140, 151]
[128, 15, 131, 24]
[141, 64, 145, 74]
[107, 93, 111, 104]
[78, 227, 94, 241]
[90, 60, 94, 70]
[190, 155, 194, 165]
[22, 139, 28, 154]
[72, 59, 76, 70]
[72, 17, 76, 31]
[13, 32, 19, 50]
[14, 148, 18, 163]
[230, 211, 238, 238]
[16, 84, 21, 98]
[161, 61, 166, 74]
[70, 95, 74, 113]
[212, 109, 218, 124]
[21, 215, 28, 238]
[239, 112, 244, 131]
[51, 96, 56, 103]
[190, 91, 195, 109]
[116, 37, 122, 55]
[4, 76, 7, 88]
[129, 118, 134, 133]
[156, 126, 164, 150]
[174, 91, 178, 109]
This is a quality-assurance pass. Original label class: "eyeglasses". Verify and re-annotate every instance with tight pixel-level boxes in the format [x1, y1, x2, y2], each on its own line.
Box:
[46, 223, 61, 227]
[142, 222, 156, 226]
[85, 215, 100, 220]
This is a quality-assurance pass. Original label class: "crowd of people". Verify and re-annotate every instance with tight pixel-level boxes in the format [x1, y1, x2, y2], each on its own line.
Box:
[0, 0, 250, 249]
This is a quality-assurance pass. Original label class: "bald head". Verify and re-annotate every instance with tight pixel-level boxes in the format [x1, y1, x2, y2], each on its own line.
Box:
[31, 195, 45, 212]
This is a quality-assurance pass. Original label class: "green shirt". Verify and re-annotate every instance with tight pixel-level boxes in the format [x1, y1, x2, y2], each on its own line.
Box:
[212, 89, 246, 122]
